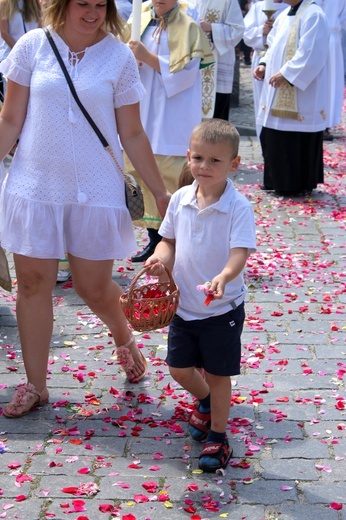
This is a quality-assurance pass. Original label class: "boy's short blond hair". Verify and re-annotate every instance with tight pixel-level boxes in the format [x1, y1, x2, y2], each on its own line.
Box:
[190, 119, 240, 158]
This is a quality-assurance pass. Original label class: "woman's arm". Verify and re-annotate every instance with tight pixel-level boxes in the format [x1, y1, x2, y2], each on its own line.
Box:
[0, 11, 16, 49]
[115, 102, 171, 218]
[0, 80, 29, 162]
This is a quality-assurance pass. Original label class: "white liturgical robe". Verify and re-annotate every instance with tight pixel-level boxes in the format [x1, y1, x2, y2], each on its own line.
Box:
[257, 0, 330, 133]
[318, 0, 346, 127]
[243, 1, 288, 128]
[185, 0, 244, 117]
[138, 24, 202, 156]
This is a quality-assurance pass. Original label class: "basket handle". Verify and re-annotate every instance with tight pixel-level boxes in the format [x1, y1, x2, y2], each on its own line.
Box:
[127, 265, 176, 293]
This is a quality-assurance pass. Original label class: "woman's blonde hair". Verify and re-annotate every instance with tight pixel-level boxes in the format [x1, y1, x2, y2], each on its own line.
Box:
[0, 0, 41, 22]
[178, 161, 194, 189]
[43, 0, 124, 37]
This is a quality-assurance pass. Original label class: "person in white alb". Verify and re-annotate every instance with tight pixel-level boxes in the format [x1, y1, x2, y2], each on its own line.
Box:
[192, 0, 244, 120]
[254, 0, 329, 195]
[125, 0, 213, 261]
[316, 0, 346, 139]
[243, 0, 288, 135]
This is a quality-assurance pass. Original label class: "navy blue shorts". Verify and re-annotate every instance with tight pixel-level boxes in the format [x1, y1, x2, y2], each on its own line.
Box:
[166, 302, 245, 376]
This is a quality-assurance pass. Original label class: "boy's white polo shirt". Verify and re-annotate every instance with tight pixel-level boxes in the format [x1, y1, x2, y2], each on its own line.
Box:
[159, 179, 257, 321]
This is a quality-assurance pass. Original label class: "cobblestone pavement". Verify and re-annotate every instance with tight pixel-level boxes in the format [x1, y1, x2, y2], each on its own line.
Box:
[0, 65, 345, 520]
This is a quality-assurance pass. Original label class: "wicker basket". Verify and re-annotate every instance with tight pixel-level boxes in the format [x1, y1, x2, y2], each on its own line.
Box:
[119, 266, 179, 332]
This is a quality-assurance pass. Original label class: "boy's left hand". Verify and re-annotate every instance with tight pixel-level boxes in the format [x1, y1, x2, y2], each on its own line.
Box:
[197, 277, 226, 305]
[208, 274, 227, 300]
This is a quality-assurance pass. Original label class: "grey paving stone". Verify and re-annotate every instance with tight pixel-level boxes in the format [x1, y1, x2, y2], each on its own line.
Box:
[0, 499, 42, 520]
[235, 478, 298, 504]
[272, 504, 338, 520]
[260, 459, 319, 481]
[271, 439, 330, 459]
[300, 482, 345, 504]
[304, 421, 346, 440]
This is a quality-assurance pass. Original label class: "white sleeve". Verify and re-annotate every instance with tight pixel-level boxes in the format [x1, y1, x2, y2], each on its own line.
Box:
[211, 0, 245, 56]
[280, 11, 329, 90]
[158, 56, 201, 98]
[243, 5, 266, 51]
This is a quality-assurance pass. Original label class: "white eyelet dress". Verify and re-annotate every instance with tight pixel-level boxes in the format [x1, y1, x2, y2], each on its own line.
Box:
[0, 28, 145, 260]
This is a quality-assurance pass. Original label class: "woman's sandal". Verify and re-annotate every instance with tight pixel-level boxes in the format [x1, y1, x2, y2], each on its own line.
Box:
[198, 438, 233, 472]
[116, 337, 147, 383]
[188, 407, 211, 441]
[3, 383, 49, 419]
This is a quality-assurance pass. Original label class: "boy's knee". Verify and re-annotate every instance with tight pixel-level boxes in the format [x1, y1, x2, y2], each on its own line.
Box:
[169, 366, 191, 385]
[205, 372, 231, 390]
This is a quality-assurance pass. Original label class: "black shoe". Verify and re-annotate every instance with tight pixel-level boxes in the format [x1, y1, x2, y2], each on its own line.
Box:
[274, 190, 301, 197]
[131, 241, 158, 262]
[323, 129, 334, 141]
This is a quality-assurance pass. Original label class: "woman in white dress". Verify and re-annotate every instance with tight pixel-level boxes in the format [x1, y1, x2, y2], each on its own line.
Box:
[0, 0, 171, 417]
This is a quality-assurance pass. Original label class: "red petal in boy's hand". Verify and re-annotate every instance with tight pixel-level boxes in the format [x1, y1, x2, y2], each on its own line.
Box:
[204, 293, 215, 306]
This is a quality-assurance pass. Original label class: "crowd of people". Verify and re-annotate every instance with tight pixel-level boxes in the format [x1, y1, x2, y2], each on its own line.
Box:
[0, 0, 345, 474]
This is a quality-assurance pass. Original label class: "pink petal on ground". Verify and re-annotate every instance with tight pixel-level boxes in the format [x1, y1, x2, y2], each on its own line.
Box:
[330, 503, 343, 510]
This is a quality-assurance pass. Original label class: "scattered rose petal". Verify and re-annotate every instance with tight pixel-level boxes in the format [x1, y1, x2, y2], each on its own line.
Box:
[330, 503, 343, 510]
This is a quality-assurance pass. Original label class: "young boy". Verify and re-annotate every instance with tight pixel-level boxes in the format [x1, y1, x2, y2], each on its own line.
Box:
[145, 119, 257, 472]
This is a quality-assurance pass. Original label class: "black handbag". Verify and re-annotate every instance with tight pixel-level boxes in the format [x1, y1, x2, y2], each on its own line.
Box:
[44, 27, 144, 221]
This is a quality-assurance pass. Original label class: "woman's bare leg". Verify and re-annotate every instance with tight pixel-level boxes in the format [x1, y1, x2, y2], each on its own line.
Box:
[68, 254, 145, 379]
[5, 255, 58, 414]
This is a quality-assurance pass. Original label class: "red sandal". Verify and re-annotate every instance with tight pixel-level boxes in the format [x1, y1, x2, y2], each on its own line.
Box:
[198, 438, 233, 472]
[188, 407, 211, 441]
